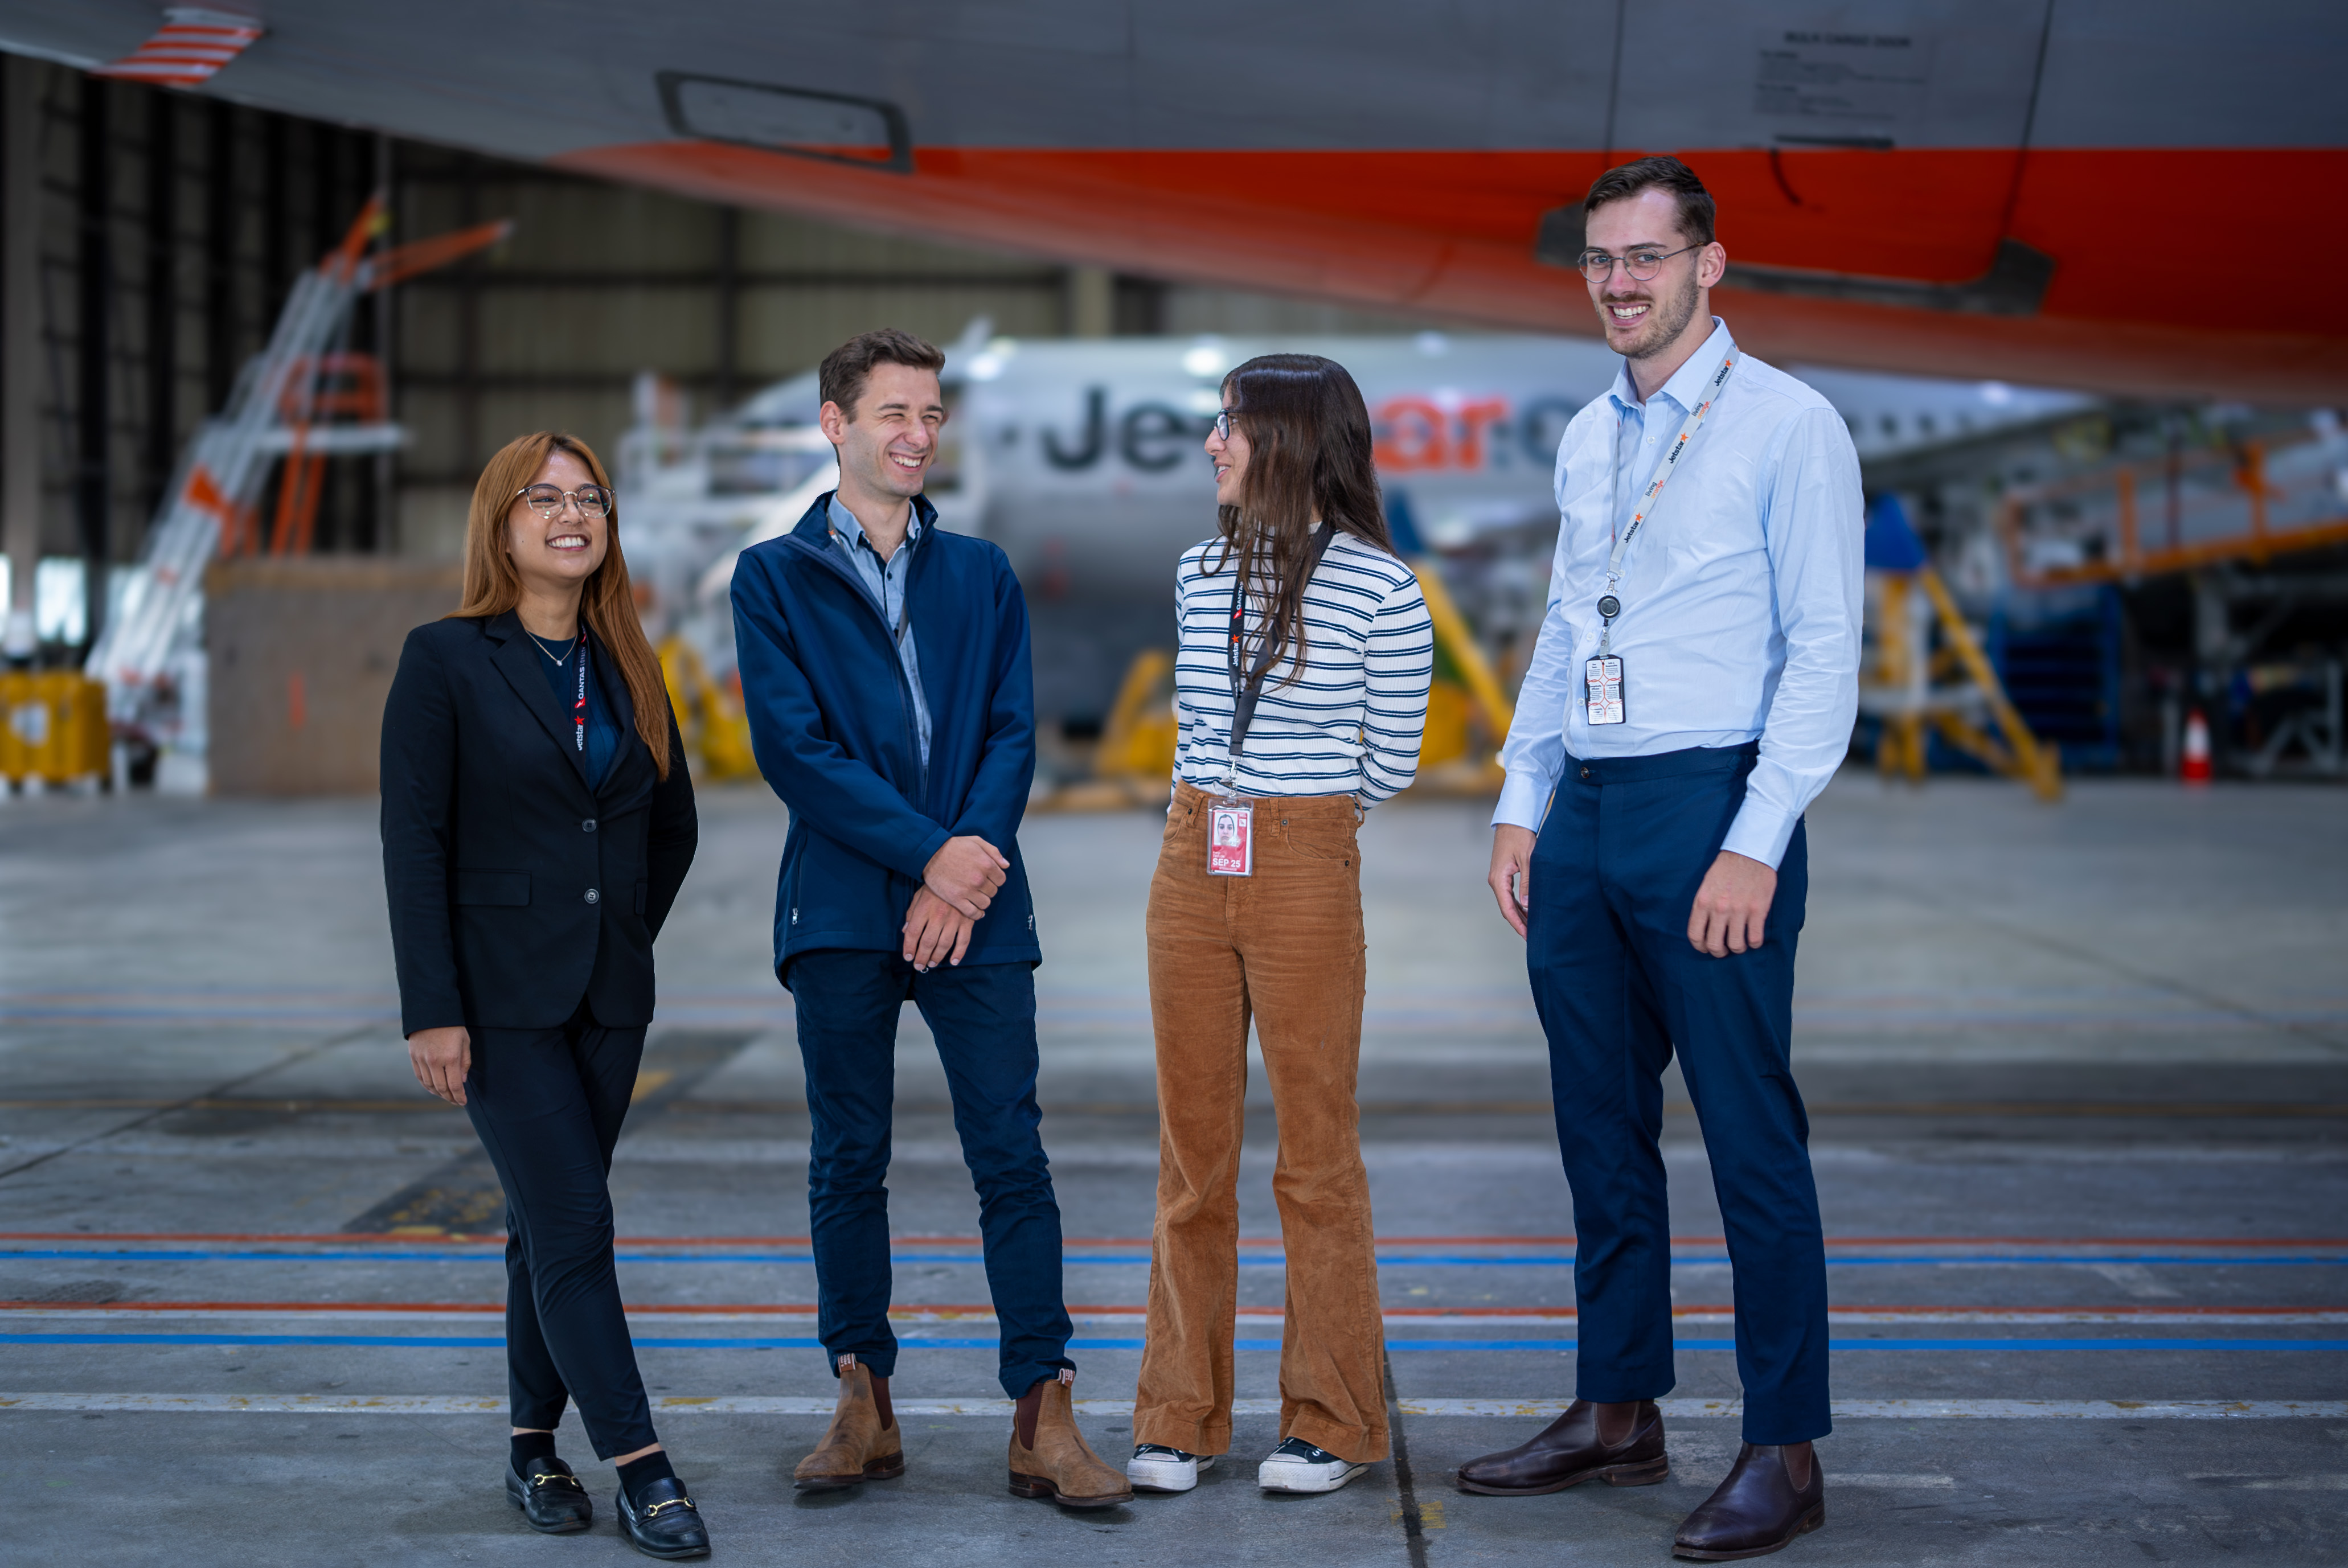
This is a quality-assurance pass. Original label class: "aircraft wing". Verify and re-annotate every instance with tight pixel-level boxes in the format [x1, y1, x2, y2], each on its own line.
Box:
[10, 1, 2345, 400]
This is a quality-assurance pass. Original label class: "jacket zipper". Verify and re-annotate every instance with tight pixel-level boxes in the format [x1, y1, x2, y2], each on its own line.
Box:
[783, 519, 930, 810]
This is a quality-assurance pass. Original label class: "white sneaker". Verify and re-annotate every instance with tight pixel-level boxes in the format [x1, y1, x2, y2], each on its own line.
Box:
[1129, 1443, 1216, 1493]
[1257, 1436, 1368, 1493]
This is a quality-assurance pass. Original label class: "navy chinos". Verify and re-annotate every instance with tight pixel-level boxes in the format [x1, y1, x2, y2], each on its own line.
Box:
[1524, 741, 1830, 1446]
[790, 949, 1074, 1400]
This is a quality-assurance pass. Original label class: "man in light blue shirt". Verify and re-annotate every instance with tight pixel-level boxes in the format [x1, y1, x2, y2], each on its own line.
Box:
[825, 495, 933, 767]
[1461, 157, 1862, 1562]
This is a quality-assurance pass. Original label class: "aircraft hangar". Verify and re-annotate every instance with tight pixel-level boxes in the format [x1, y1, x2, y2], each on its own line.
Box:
[0, 8, 2343, 1566]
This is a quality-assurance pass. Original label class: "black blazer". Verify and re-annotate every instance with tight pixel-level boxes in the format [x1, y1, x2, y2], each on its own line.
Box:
[380, 610, 697, 1036]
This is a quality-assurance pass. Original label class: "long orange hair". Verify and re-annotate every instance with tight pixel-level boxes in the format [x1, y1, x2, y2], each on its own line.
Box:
[449, 432, 672, 779]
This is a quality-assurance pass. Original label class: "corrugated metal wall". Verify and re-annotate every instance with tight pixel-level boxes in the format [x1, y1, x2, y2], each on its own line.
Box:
[0, 57, 1429, 656]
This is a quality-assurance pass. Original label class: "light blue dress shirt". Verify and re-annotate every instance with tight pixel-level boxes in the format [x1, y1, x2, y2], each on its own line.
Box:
[1493, 319, 1863, 868]
[826, 496, 933, 767]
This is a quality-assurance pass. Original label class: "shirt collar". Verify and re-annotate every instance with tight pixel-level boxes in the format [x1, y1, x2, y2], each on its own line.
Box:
[1608, 316, 1733, 417]
[826, 495, 920, 557]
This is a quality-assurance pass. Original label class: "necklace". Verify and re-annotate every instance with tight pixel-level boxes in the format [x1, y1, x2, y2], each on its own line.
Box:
[527, 629, 576, 667]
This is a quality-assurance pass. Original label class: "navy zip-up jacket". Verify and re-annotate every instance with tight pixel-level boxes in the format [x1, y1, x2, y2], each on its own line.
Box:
[732, 490, 1040, 980]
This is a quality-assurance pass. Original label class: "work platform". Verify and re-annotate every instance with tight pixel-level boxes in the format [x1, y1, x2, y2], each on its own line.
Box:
[2, 778, 2343, 1565]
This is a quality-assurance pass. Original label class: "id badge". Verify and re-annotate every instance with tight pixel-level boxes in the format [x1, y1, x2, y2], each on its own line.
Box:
[1584, 655, 1626, 725]
[1206, 796, 1254, 876]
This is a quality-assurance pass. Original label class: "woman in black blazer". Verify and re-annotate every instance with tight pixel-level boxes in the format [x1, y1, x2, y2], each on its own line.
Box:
[382, 430, 705, 1559]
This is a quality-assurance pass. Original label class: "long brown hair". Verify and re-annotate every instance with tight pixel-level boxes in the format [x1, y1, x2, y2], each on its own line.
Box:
[1208, 354, 1394, 685]
[450, 431, 673, 779]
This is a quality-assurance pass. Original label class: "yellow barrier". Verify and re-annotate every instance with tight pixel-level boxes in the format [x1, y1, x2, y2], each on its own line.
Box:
[656, 637, 762, 783]
[1095, 648, 1178, 782]
[0, 672, 109, 785]
[1419, 679, 1473, 770]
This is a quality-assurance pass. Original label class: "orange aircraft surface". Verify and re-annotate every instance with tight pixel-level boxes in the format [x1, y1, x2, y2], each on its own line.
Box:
[13, 0, 2347, 401]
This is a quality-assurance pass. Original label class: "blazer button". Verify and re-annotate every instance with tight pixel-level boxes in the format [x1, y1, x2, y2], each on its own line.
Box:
[582, 818, 597, 832]
[584, 888, 600, 905]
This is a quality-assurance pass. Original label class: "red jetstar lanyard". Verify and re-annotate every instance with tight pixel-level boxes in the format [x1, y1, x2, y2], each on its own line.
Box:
[570, 634, 587, 752]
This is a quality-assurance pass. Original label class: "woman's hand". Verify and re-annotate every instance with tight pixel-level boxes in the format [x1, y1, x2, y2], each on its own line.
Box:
[408, 1026, 473, 1106]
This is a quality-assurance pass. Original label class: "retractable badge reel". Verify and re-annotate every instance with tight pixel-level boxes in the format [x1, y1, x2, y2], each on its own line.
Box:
[1585, 594, 1626, 726]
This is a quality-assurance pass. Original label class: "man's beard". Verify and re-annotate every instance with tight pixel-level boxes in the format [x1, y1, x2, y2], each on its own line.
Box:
[1617, 267, 1703, 360]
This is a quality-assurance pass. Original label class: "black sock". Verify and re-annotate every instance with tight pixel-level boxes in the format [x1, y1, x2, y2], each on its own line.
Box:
[510, 1431, 559, 1472]
[616, 1450, 678, 1507]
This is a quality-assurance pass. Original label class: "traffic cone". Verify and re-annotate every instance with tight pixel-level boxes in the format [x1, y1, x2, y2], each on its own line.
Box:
[2181, 708, 2212, 786]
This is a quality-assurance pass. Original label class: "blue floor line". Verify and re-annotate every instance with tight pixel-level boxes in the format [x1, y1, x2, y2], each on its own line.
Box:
[3, 1249, 2342, 1267]
[4, 1333, 2343, 1352]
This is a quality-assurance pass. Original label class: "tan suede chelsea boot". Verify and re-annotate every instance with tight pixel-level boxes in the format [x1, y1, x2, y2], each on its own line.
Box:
[1007, 1370, 1133, 1509]
[793, 1354, 905, 1492]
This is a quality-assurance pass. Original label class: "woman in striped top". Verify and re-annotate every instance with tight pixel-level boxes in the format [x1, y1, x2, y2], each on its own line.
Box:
[1128, 354, 1433, 1501]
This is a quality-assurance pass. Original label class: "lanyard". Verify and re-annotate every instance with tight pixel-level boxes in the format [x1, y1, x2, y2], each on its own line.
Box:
[570, 633, 587, 752]
[1224, 522, 1335, 783]
[1597, 343, 1737, 656]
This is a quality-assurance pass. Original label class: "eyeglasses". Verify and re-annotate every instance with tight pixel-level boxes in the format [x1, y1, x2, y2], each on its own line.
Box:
[1575, 243, 1702, 284]
[516, 483, 612, 518]
[1212, 409, 1236, 441]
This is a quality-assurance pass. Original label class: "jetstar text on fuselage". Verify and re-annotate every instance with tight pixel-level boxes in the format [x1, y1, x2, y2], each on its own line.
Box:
[1028, 387, 1584, 477]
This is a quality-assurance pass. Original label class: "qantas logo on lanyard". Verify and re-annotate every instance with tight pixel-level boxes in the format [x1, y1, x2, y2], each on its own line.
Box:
[570, 634, 587, 751]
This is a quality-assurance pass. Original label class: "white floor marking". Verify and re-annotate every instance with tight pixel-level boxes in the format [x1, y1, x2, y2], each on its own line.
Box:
[2187, 1473, 2348, 1489]
[3, 1393, 2344, 1420]
[6, 1306, 2342, 1327]
[1833, 1473, 1957, 1487]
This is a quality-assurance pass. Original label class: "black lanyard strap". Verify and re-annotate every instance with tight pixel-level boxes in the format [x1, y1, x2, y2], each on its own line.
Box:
[1225, 522, 1336, 777]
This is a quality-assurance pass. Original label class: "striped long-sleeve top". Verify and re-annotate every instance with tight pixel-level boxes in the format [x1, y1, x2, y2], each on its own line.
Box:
[1171, 530, 1434, 805]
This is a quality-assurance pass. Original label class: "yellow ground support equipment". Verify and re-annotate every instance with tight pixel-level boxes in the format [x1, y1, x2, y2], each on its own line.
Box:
[1096, 647, 1179, 782]
[1862, 565, 2062, 801]
[657, 637, 762, 784]
[1411, 561, 1514, 793]
[0, 673, 110, 788]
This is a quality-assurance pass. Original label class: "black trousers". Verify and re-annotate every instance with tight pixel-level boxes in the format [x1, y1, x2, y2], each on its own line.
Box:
[465, 999, 657, 1458]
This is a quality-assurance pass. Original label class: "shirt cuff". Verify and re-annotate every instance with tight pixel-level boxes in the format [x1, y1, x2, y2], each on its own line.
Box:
[1719, 797, 1797, 869]
[1491, 769, 1554, 833]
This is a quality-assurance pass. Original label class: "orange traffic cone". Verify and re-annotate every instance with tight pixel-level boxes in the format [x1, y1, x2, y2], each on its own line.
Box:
[2181, 708, 2212, 786]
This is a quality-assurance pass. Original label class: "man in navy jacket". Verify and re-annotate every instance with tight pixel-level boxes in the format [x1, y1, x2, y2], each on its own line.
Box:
[732, 329, 1130, 1509]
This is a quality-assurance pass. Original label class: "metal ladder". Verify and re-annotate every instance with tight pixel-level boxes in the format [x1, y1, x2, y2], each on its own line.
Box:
[85, 194, 510, 746]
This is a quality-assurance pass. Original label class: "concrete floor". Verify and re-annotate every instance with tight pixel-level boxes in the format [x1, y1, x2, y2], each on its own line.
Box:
[2, 773, 2345, 1566]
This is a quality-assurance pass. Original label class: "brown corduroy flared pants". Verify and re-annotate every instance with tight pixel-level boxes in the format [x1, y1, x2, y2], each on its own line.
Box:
[1133, 781, 1389, 1463]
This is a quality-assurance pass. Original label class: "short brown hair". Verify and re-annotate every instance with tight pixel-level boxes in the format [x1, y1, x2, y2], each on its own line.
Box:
[1583, 155, 1716, 247]
[818, 328, 946, 420]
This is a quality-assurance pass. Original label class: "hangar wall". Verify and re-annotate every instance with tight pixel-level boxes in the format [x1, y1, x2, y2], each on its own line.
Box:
[0, 56, 1432, 666]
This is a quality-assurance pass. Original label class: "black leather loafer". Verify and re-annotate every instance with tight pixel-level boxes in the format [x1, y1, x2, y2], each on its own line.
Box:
[506, 1456, 592, 1534]
[616, 1476, 710, 1559]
